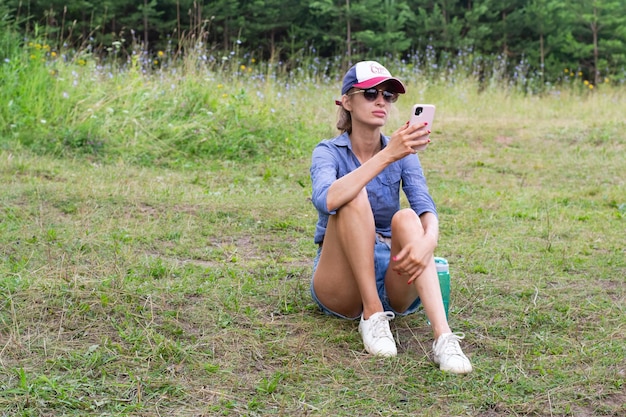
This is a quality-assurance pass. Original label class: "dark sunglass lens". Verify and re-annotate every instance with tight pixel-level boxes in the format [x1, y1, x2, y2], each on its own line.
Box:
[362, 88, 379, 101]
[382, 91, 398, 103]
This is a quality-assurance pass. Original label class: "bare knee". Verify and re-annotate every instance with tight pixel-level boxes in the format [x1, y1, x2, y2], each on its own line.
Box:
[334, 188, 373, 225]
[341, 187, 370, 212]
[391, 208, 423, 231]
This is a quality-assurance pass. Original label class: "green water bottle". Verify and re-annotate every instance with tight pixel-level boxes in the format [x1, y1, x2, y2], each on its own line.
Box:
[434, 257, 451, 319]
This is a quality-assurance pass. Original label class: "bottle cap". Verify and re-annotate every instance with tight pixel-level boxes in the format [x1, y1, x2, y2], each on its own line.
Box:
[434, 257, 449, 272]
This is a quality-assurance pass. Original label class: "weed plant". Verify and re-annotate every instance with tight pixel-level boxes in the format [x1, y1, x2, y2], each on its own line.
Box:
[0, 29, 625, 416]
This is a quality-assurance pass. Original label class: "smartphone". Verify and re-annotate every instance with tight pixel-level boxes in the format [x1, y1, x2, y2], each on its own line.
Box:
[409, 104, 436, 151]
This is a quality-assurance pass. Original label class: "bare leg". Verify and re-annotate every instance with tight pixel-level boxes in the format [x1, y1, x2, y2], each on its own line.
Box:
[385, 209, 451, 339]
[312, 188, 384, 319]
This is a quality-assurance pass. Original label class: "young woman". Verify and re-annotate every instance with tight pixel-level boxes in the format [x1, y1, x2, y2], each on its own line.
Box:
[309, 61, 472, 374]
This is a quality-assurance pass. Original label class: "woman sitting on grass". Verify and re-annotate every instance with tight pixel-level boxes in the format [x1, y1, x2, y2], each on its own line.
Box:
[309, 61, 472, 374]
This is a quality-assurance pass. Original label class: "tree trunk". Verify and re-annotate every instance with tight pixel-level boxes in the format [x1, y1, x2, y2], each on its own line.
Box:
[346, 0, 351, 65]
[539, 33, 546, 85]
[143, 0, 149, 48]
[592, 6, 599, 86]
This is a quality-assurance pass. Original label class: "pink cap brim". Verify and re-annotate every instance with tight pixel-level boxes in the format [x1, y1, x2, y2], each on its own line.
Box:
[353, 77, 406, 94]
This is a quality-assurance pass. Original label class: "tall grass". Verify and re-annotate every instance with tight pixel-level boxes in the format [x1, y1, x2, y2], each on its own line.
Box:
[2, 29, 624, 167]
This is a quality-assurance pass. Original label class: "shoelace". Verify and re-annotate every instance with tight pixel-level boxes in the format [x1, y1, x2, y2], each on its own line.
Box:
[434, 332, 465, 355]
[368, 312, 395, 339]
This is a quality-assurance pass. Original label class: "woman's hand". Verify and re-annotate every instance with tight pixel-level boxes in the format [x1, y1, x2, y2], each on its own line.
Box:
[392, 237, 436, 284]
[385, 121, 431, 161]
[391, 211, 438, 285]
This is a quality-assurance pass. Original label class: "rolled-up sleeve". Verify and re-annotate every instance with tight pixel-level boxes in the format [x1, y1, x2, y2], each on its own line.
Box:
[310, 142, 338, 216]
[311, 140, 346, 243]
[401, 155, 438, 218]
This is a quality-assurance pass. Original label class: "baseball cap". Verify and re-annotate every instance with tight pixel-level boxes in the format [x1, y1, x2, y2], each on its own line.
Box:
[340, 61, 406, 95]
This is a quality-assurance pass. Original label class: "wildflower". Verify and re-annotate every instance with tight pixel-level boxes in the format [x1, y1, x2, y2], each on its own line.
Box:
[35, 43, 42, 49]
[564, 68, 569, 73]
[30, 54, 36, 60]
[51, 51, 57, 58]
[588, 84, 594, 90]
[251, 58, 256, 64]
[62, 92, 69, 99]
[604, 77, 610, 83]
[222, 93, 228, 98]
[583, 80, 589, 86]
[578, 71, 583, 77]
[154, 59, 159, 65]
[217, 84, 223, 89]
[40, 119, 47, 124]
[78, 59, 86, 66]
[157, 50, 164, 57]
[240, 64, 246, 71]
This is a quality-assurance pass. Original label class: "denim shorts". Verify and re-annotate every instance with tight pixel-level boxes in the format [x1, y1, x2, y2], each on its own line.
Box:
[310, 235, 422, 319]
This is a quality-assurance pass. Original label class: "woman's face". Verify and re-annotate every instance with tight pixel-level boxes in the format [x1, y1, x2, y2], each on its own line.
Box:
[344, 81, 396, 129]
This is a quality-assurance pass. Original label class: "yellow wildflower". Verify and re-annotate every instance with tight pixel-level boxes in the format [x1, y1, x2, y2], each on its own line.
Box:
[157, 50, 165, 57]
[240, 64, 246, 71]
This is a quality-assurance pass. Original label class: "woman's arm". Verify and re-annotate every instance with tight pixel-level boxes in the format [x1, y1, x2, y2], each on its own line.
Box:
[326, 122, 430, 212]
[325, 150, 392, 212]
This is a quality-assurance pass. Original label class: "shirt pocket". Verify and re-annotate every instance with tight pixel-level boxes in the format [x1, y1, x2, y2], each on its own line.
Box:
[381, 164, 402, 187]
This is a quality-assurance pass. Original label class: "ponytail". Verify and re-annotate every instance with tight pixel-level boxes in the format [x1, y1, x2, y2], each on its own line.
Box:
[336, 106, 352, 134]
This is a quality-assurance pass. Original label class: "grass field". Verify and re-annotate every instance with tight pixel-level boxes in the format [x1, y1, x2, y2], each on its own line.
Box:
[1, 48, 625, 416]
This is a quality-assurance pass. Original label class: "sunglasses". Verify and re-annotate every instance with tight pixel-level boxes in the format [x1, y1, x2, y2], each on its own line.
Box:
[348, 88, 399, 103]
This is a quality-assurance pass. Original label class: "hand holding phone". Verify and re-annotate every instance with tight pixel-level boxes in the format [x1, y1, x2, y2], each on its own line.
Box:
[409, 104, 436, 151]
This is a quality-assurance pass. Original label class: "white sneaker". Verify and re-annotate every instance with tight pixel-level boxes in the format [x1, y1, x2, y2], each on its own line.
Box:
[432, 333, 473, 374]
[358, 312, 397, 357]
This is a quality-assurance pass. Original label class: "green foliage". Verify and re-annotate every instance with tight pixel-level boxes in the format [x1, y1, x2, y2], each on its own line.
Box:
[3, 0, 626, 83]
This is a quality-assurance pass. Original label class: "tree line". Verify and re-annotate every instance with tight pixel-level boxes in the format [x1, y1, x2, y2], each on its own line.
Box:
[3, 0, 626, 85]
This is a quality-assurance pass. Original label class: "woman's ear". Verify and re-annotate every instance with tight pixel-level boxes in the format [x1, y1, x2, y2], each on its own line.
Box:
[341, 95, 352, 112]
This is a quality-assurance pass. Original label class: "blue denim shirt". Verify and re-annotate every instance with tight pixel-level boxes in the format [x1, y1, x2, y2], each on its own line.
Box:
[310, 132, 437, 244]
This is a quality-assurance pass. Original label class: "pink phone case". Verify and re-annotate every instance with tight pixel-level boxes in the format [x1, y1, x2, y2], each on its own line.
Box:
[409, 104, 436, 151]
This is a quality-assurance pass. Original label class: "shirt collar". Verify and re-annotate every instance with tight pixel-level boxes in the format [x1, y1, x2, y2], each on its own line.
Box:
[332, 132, 389, 150]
